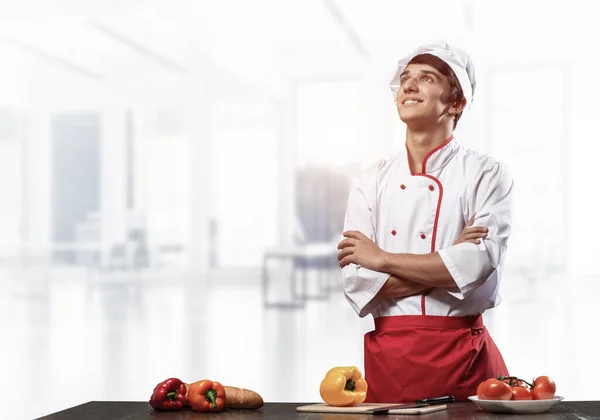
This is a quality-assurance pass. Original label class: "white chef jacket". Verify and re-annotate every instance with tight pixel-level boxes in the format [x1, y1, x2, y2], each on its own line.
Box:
[341, 137, 514, 318]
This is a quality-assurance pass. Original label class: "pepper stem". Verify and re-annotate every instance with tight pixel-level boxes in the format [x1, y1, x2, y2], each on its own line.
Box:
[166, 391, 177, 401]
[345, 379, 356, 392]
[205, 389, 217, 408]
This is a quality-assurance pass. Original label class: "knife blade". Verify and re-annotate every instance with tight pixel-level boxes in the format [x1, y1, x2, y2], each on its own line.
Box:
[365, 396, 454, 414]
[416, 395, 455, 405]
[366, 403, 426, 414]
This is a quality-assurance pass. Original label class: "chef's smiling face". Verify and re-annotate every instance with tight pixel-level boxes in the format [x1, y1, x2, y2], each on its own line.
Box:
[396, 63, 462, 128]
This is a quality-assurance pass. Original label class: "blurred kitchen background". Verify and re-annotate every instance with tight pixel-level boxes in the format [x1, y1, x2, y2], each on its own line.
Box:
[1, 0, 599, 418]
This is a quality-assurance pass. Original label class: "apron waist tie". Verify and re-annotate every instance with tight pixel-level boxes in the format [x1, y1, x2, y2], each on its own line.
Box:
[375, 314, 483, 331]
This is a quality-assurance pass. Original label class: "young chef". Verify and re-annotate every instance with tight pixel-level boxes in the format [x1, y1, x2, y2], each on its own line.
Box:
[337, 41, 513, 402]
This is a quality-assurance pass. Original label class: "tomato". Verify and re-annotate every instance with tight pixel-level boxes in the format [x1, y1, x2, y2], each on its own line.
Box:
[476, 382, 486, 400]
[479, 378, 512, 400]
[511, 386, 533, 400]
[532, 376, 556, 400]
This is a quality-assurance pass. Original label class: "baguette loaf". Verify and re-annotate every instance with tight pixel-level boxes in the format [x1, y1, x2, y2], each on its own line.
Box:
[223, 385, 264, 409]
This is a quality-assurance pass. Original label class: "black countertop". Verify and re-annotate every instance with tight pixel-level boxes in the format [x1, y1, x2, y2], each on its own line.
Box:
[35, 401, 600, 420]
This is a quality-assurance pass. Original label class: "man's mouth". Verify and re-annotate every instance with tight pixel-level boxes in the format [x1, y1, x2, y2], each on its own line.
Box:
[402, 99, 422, 105]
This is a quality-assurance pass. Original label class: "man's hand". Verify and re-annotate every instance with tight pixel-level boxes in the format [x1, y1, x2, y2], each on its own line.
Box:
[375, 274, 433, 301]
[338, 231, 386, 271]
[454, 214, 488, 245]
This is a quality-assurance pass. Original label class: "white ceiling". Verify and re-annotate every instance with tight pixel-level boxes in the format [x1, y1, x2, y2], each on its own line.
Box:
[0, 0, 597, 103]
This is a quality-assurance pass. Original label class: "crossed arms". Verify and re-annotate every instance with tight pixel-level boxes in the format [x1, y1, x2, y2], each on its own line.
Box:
[339, 161, 514, 317]
[338, 215, 487, 301]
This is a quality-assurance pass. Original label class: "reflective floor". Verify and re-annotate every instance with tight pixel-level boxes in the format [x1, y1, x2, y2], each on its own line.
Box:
[1, 265, 598, 420]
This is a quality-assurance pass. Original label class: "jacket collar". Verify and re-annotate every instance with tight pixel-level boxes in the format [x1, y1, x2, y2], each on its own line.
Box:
[406, 136, 459, 175]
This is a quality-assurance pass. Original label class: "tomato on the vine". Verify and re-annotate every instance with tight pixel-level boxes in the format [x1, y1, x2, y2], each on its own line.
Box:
[478, 378, 512, 400]
[477, 375, 557, 401]
[476, 382, 486, 400]
[510, 386, 533, 400]
[532, 376, 556, 400]
[502, 377, 523, 387]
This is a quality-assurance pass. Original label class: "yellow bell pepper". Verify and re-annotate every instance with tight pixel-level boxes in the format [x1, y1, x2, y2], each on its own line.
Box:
[319, 366, 368, 407]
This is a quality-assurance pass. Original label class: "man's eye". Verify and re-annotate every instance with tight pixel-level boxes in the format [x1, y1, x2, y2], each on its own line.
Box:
[422, 76, 433, 82]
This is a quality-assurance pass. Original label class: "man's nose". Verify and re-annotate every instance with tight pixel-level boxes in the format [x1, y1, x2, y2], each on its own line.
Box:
[402, 77, 418, 92]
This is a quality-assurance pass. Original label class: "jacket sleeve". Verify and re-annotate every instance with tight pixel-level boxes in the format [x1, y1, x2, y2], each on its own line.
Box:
[438, 161, 514, 300]
[340, 162, 391, 317]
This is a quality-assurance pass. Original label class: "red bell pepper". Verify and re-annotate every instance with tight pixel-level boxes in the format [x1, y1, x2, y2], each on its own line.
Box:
[187, 380, 226, 412]
[149, 377, 187, 411]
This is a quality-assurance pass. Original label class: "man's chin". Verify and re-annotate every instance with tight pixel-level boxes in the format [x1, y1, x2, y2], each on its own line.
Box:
[398, 112, 427, 125]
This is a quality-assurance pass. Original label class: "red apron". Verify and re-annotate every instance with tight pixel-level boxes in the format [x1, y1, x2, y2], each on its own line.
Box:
[363, 312, 509, 403]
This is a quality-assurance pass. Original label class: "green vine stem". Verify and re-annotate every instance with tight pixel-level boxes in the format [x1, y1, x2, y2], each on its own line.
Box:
[497, 375, 535, 388]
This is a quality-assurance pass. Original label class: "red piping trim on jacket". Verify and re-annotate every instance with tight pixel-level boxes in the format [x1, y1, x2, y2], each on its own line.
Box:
[420, 136, 454, 174]
[421, 291, 428, 315]
[421, 174, 444, 254]
[405, 136, 452, 315]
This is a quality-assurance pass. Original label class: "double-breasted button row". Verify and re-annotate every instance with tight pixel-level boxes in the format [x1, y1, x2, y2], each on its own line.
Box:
[393, 183, 434, 238]
[390, 231, 428, 239]
[399, 184, 435, 191]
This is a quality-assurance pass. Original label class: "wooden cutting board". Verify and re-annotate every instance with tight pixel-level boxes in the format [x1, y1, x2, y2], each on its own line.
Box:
[296, 403, 448, 415]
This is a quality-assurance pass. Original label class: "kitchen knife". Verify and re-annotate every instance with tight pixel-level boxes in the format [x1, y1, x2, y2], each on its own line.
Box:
[366, 396, 455, 414]
[416, 396, 455, 405]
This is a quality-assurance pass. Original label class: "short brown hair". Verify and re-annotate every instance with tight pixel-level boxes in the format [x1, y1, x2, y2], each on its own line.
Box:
[406, 53, 465, 128]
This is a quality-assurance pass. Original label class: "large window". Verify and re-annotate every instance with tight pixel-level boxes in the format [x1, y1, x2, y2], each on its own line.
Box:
[212, 98, 278, 267]
[0, 108, 26, 254]
[293, 79, 363, 244]
[145, 109, 191, 265]
[486, 66, 568, 277]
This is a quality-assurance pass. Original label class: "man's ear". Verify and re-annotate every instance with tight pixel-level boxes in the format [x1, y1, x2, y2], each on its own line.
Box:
[449, 97, 467, 116]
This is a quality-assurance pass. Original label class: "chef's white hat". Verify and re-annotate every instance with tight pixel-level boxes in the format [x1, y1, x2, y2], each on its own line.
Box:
[389, 41, 476, 110]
